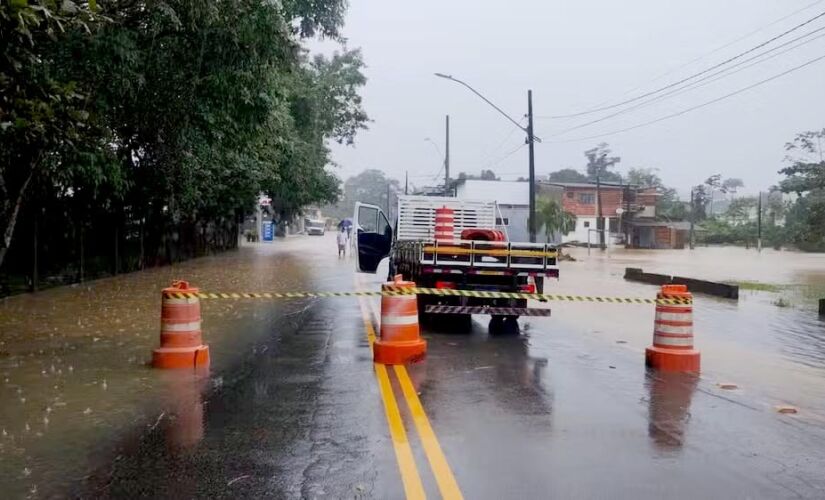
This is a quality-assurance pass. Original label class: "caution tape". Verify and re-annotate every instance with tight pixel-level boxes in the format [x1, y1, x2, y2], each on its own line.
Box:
[163, 288, 692, 305]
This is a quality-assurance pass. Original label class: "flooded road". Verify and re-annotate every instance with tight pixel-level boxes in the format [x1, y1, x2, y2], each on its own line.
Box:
[2, 238, 825, 498]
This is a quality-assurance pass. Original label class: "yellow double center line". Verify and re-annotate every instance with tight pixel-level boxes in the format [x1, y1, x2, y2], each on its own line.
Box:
[355, 278, 463, 500]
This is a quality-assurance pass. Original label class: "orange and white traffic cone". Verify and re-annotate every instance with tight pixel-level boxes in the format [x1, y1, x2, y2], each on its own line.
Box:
[645, 284, 700, 372]
[373, 275, 427, 365]
[152, 280, 210, 370]
[434, 206, 455, 242]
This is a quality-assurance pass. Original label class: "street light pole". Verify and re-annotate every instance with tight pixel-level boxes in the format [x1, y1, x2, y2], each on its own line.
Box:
[434, 72, 540, 242]
[445, 115, 450, 196]
[527, 90, 536, 242]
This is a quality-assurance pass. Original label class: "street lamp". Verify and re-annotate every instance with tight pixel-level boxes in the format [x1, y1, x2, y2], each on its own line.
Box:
[434, 72, 539, 242]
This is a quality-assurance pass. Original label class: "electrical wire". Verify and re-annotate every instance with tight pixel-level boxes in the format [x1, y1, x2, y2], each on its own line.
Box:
[476, 118, 526, 167]
[482, 143, 527, 171]
[543, 8, 825, 119]
[546, 51, 825, 143]
[568, 0, 825, 112]
[548, 25, 825, 137]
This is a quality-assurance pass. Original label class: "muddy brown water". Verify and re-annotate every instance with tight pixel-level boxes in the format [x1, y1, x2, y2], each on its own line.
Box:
[0, 240, 323, 498]
[1, 240, 825, 497]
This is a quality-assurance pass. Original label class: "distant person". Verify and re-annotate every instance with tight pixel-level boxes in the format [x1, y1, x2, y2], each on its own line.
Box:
[337, 228, 348, 258]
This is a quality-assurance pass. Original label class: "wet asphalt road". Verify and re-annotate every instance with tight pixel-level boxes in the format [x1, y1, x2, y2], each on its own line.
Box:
[10, 236, 825, 498]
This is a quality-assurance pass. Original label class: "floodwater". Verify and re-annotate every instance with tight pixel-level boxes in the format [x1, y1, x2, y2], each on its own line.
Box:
[557, 246, 825, 419]
[1, 239, 825, 497]
[0, 240, 322, 498]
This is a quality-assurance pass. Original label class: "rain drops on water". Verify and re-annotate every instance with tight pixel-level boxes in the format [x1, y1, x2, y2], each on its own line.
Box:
[83, 408, 92, 415]
[102, 379, 108, 390]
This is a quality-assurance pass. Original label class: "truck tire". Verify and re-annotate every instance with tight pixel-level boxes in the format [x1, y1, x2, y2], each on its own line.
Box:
[489, 315, 520, 335]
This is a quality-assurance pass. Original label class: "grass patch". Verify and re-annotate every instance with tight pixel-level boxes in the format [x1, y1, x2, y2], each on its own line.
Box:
[728, 280, 784, 293]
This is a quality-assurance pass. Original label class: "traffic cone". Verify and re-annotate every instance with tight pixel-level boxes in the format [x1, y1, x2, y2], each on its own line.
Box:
[434, 206, 455, 242]
[152, 280, 210, 370]
[373, 275, 427, 364]
[645, 284, 700, 372]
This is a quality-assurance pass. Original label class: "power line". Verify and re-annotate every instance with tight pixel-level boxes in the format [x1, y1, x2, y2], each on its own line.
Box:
[477, 117, 526, 165]
[572, 0, 825, 111]
[547, 52, 825, 143]
[543, 8, 825, 119]
[483, 143, 526, 171]
[548, 25, 825, 137]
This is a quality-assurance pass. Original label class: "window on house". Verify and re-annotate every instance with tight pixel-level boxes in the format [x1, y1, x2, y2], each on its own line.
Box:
[578, 193, 595, 204]
[583, 221, 590, 228]
[495, 217, 510, 226]
[566, 191, 574, 199]
[609, 218, 619, 232]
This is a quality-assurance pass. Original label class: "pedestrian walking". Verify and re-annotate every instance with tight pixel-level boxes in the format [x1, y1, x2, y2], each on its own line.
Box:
[337, 228, 348, 258]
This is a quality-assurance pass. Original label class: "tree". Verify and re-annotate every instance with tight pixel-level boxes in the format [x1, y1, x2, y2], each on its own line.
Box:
[691, 185, 710, 221]
[457, 170, 499, 181]
[0, 1, 103, 268]
[764, 187, 786, 226]
[626, 167, 662, 188]
[777, 129, 825, 250]
[324, 169, 400, 220]
[779, 129, 825, 193]
[547, 168, 588, 183]
[584, 143, 622, 183]
[1, 0, 366, 279]
[625, 168, 686, 220]
[725, 196, 757, 224]
[722, 178, 744, 198]
[704, 174, 726, 216]
[536, 198, 576, 244]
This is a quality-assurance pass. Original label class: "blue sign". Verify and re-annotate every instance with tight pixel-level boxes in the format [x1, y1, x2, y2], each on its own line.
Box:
[262, 221, 274, 241]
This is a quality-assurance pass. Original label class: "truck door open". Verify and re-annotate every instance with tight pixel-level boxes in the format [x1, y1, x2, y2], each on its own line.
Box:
[354, 202, 393, 273]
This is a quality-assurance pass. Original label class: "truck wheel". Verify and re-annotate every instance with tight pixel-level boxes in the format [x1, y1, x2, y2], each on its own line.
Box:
[490, 315, 520, 335]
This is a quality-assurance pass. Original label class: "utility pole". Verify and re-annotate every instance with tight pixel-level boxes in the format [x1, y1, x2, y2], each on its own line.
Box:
[444, 115, 450, 196]
[433, 74, 538, 234]
[527, 90, 536, 243]
[757, 191, 763, 252]
[689, 187, 696, 250]
[596, 157, 604, 250]
[405, 171, 409, 195]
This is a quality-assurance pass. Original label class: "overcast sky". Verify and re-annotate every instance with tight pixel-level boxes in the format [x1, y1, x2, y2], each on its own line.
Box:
[319, 0, 825, 198]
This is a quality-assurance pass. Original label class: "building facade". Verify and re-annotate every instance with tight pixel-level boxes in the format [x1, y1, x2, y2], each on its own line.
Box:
[543, 182, 658, 246]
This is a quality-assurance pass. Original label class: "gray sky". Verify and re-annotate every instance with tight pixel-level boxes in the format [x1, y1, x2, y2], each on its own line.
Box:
[321, 0, 825, 198]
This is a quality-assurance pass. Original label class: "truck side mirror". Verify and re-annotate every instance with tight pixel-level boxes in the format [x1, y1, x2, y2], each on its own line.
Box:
[354, 202, 393, 273]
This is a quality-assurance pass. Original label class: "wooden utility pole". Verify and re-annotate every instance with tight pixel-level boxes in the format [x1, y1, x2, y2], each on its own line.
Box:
[689, 187, 696, 250]
[757, 191, 763, 252]
[596, 161, 604, 250]
[527, 90, 536, 243]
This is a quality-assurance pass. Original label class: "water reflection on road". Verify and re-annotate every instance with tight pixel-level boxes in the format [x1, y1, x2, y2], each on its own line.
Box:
[0, 240, 320, 498]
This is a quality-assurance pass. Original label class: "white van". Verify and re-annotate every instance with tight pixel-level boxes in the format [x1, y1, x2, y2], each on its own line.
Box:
[306, 219, 326, 236]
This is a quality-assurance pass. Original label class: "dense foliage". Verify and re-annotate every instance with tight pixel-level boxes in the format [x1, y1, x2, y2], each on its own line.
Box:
[0, 0, 367, 290]
[778, 129, 825, 251]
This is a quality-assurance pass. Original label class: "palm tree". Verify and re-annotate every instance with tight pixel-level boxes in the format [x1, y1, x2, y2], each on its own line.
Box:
[536, 198, 576, 244]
